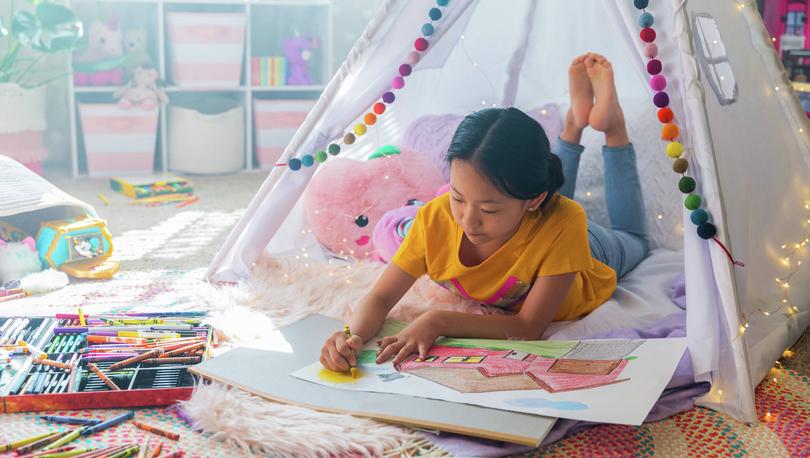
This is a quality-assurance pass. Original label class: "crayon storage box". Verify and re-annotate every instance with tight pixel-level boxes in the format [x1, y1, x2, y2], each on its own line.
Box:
[109, 175, 193, 200]
[0, 313, 212, 413]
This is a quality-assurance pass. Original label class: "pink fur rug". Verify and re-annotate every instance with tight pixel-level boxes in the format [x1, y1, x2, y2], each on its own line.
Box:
[185, 255, 505, 456]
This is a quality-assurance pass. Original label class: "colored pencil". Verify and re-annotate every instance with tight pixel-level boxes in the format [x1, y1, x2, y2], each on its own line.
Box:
[131, 421, 179, 441]
[86, 363, 120, 390]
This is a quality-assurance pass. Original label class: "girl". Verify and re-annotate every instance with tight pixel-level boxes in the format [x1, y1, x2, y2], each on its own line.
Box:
[321, 53, 649, 372]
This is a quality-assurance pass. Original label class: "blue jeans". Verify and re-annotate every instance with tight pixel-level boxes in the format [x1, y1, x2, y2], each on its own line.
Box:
[555, 138, 650, 278]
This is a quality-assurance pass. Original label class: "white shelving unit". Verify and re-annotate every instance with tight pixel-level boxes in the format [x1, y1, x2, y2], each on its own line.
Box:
[66, 0, 333, 177]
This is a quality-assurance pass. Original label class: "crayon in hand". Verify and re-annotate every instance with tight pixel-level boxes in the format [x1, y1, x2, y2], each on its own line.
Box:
[342, 325, 358, 379]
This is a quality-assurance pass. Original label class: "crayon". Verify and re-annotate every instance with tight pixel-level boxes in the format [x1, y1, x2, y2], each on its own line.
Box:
[108, 445, 141, 458]
[47, 336, 63, 353]
[37, 447, 92, 458]
[98, 193, 109, 205]
[41, 427, 84, 451]
[81, 411, 134, 436]
[9, 431, 69, 454]
[15, 444, 76, 458]
[87, 336, 146, 345]
[343, 325, 358, 378]
[154, 451, 184, 458]
[109, 348, 163, 370]
[0, 291, 26, 302]
[82, 354, 140, 363]
[39, 416, 103, 426]
[131, 422, 180, 441]
[142, 356, 201, 365]
[0, 287, 24, 296]
[0, 431, 58, 453]
[86, 363, 120, 390]
[159, 342, 205, 358]
[77, 308, 86, 327]
[148, 443, 163, 458]
[118, 332, 181, 339]
[34, 358, 76, 371]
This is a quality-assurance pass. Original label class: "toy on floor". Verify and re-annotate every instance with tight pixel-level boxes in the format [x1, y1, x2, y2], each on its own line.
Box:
[115, 64, 168, 110]
[110, 174, 193, 199]
[36, 216, 120, 279]
[303, 145, 444, 260]
[72, 18, 127, 86]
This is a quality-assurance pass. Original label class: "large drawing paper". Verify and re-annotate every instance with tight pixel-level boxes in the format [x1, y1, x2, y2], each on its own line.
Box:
[190, 314, 557, 446]
[292, 321, 687, 425]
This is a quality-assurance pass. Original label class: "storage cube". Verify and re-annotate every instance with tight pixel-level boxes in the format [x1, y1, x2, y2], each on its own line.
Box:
[253, 99, 315, 169]
[167, 12, 247, 88]
[168, 104, 245, 174]
[78, 104, 159, 177]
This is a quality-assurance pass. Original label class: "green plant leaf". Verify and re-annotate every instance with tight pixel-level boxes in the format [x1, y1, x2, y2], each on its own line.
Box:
[11, 3, 82, 53]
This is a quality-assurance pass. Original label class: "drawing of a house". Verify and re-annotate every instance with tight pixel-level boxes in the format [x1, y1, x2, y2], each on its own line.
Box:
[395, 340, 643, 394]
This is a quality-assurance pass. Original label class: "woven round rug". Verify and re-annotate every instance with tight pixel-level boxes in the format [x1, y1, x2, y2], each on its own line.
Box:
[517, 369, 809, 457]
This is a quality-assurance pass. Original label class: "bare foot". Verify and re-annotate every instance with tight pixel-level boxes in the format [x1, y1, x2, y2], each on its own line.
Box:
[586, 54, 625, 137]
[568, 54, 594, 129]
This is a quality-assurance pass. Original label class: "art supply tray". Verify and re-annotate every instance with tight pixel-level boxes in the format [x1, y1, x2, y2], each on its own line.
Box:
[0, 313, 211, 413]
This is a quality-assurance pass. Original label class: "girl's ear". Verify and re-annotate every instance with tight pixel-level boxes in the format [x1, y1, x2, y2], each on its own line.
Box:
[527, 192, 548, 211]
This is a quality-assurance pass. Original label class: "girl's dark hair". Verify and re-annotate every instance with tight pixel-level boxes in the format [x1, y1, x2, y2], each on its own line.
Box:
[446, 107, 564, 208]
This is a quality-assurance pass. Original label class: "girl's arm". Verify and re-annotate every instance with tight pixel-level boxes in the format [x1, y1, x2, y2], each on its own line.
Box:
[321, 263, 417, 372]
[376, 272, 576, 364]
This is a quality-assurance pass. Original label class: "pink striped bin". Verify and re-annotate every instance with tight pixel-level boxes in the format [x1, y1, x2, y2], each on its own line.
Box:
[167, 12, 247, 88]
[78, 104, 159, 176]
[253, 99, 315, 169]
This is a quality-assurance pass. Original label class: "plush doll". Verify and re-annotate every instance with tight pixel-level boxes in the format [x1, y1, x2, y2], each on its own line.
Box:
[0, 237, 42, 284]
[73, 18, 125, 86]
[303, 146, 444, 260]
[115, 64, 168, 110]
[402, 103, 564, 182]
[283, 36, 318, 85]
[123, 27, 152, 78]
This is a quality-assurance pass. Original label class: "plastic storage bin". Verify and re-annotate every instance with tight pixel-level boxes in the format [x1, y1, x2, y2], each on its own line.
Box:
[168, 95, 245, 174]
[78, 104, 159, 176]
[167, 12, 247, 88]
[253, 99, 315, 169]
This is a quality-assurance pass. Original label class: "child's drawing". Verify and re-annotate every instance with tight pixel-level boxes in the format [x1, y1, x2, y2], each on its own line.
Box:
[293, 328, 687, 425]
[395, 339, 641, 394]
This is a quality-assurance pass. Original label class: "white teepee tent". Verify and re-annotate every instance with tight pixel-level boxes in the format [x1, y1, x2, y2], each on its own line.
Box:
[207, 0, 810, 423]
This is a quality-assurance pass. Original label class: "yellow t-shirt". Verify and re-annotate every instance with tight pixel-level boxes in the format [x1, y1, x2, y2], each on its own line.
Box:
[392, 193, 617, 321]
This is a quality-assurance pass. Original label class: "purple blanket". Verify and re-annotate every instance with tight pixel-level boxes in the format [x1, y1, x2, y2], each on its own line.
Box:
[421, 307, 710, 456]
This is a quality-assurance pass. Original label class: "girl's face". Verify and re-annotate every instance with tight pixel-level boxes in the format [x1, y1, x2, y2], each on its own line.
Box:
[449, 160, 545, 248]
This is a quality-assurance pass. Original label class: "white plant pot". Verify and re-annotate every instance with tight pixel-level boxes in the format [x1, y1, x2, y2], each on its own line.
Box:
[0, 83, 47, 134]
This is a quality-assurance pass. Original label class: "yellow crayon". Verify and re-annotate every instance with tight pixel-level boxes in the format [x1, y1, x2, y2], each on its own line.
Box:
[78, 307, 86, 326]
[0, 431, 57, 452]
[98, 193, 110, 205]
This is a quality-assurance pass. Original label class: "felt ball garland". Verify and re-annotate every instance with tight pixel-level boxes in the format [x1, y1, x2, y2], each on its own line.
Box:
[634, 1, 740, 267]
[283, 0, 449, 174]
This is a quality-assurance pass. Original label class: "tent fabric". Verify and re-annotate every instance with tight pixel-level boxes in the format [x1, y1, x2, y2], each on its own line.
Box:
[207, 0, 810, 424]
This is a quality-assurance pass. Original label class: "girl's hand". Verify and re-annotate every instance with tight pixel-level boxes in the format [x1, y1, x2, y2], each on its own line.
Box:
[376, 313, 439, 365]
[320, 330, 364, 372]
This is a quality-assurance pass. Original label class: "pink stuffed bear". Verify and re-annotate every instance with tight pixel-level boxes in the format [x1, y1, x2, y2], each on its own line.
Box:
[304, 147, 444, 260]
[73, 18, 125, 86]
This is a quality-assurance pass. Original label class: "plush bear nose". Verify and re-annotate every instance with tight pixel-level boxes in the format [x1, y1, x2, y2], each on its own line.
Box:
[355, 215, 369, 227]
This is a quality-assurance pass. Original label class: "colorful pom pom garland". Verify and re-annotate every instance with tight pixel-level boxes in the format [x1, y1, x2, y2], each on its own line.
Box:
[280, 0, 449, 173]
[634, 1, 742, 266]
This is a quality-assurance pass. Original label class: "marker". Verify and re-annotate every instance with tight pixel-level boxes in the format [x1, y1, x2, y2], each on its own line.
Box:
[6, 431, 68, 454]
[131, 421, 179, 441]
[86, 363, 120, 390]
[343, 325, 358, 378]
[41, 427, 84, 450]
[81, 411, 135, 436]
[39, 416, 103, 426]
